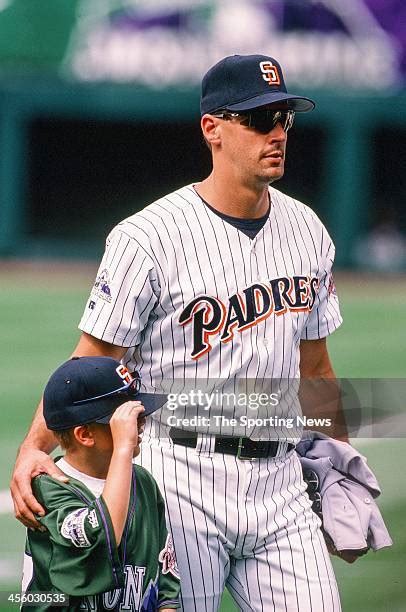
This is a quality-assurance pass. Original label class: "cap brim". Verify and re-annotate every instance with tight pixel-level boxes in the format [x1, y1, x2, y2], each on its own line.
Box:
[95, 393, 167, 423]
[135, 393, 168, 415]
[225, 92, 315, 113]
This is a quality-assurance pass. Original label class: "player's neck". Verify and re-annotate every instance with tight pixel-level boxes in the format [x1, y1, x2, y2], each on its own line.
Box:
[63, 448, 111, 479]
[196, 173, 270, 219]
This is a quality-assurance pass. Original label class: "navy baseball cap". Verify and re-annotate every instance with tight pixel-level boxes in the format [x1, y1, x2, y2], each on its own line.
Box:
[43, 356, 167, 431]
[200, 54, 315, 116]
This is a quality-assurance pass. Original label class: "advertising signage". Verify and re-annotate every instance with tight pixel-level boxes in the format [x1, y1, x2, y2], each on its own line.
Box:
[0, 0, 405, 90]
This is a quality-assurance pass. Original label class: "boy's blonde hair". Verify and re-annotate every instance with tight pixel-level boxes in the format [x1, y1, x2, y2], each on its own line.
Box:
[53, 429, 75, 451]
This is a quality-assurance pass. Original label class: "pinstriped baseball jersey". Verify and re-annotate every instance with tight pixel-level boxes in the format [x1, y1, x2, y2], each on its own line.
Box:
[79, 184, 342, 442]
[78, 182, 343, 611]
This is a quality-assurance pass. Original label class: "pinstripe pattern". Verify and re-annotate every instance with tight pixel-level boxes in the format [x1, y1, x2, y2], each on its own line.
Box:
[79, 183, 342, 610]
[79, 184, 342, 391]
[137, 430, 340, 611]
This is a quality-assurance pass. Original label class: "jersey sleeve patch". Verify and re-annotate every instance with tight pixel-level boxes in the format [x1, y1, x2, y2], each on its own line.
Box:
[61, 507, 91, 548]
[158, 534, 180, 579]
[91, 269, 113, 303]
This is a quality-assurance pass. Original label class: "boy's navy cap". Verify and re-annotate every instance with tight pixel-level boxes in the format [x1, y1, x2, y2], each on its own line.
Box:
[200, 54, 315, 116]
[43, 356, 167, 431]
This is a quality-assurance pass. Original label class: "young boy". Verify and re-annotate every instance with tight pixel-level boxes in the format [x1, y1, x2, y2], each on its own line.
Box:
[21, 356, 180, 611]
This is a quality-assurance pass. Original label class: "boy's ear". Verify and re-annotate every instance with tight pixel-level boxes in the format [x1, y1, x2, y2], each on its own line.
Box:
[73, 424, 95, 447]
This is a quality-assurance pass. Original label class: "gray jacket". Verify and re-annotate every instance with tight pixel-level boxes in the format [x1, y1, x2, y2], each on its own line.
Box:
[296, 432, 393, 553]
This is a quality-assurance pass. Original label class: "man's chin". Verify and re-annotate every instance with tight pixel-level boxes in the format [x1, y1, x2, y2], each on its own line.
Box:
[269, 165, 284, 180]
[259, 164, 284, 185]
[264, 171, 284, 186]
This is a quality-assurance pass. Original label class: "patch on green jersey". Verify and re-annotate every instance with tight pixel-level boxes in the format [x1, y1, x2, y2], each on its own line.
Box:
[61, 507, 91, 547]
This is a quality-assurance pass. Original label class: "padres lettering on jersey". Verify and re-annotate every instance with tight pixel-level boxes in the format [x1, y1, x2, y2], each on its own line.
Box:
[179, 275, 319, 359]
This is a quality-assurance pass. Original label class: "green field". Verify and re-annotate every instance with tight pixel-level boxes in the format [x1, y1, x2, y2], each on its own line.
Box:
[0, 264, 405, 611]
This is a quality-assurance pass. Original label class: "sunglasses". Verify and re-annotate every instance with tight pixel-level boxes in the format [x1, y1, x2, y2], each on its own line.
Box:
[73, 372, 141, 406]
[213, 109, 295, 134]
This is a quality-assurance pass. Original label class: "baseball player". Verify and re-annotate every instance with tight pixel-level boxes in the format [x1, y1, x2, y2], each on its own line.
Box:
[12, 54, 345, 611]
[21, 356, 179, 611]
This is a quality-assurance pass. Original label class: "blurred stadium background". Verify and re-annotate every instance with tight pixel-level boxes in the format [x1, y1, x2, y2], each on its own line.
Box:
[0, 1, 405, 610]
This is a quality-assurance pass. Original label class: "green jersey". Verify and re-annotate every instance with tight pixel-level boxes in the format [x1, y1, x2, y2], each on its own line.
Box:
[22, 462, 180, 611]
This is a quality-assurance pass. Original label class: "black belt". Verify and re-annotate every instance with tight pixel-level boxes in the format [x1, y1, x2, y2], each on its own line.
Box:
[169, 428, 294, 460]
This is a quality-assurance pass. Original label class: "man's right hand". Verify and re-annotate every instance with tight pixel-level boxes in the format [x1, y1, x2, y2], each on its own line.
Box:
[10, 447, 68, 529]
